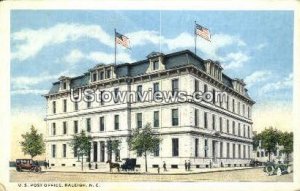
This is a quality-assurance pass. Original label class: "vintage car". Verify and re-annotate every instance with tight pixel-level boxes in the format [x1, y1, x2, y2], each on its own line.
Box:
[16, 159, 41, 172]
[263, 161, 292, 176]
[121, 158, 137, 172]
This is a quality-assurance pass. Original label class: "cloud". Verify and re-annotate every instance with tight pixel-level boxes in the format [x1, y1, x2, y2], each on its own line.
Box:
[244, 70, 272, 88]
[63, 49, 84, 64]
[255, 43, 267, 50]
[11, 71, 73, 95]
[11, 23, 113, 61]
[261, 73, 293, 93]
[221, 52, 250, 70]
[63, 49, 135, 65]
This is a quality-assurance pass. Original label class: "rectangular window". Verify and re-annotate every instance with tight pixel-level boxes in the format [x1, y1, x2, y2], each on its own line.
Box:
[153, 111, 159, 128]
[137, 85, 142, 102]
[233, 144, 236, 158]
[52, 123, 56, 135]
[195, 138, 199, 157]
[238, 102, 240, 115]
[52, 145, 56, 158]
[243, 145, 246, 158]
[194, 79, 199, 92]
[238, 144, 241, 159]
[194, 109, 199, 127]
[154, 143, 159, 157]
[99, 71, 104, 80]
[243, 125, 246, 137]
[227, 142, 230, 158]
[204, 112, 208, 128]
[172, 138, 179, 157]
[172, 109, 179, 126]
[114, 88, 119, 103]
[226, 95, 229, 110]
[136, 113, 142, 128]
[248, 126, 250, 138]
[238, 123, 241, 136]
[86, 118, 91, 132]
[74, 102, 78, 111]
[171, 79, 179, 96]
[248, 106, 251, 118]
[52, 101, 56, 114]
[63, 144, 67, 158]
[106, 69, 111, 78]
[226, 119, 229, 133]
[219, 117, 223, 132]
[212, 114, 215, 130]
[92, 72, 97, 82]
[100, 117, 105, 131]
[63, 99, 67, 112]
[232, 99, 235, 113]
[74, 121, 78, 134]
[87, 100, 91, 108]
[74, 146, 78, 158]
[248, 146, 250, 158]
[204, 84, 208, 92]
[63, 121, 67, 135]
[243, 104, 245, 116]
[114, 115, 119, 130]
[220, 142, 223, 158]
[153, 82, 159, 99]
[232, 121, 236, 135]
[153, 61, 159, 70]
[63, 82, 67, 89]
[204, 139, 208, 158]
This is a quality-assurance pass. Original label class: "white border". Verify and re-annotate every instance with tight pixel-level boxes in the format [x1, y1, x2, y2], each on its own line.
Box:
[0, 1, 299, 191]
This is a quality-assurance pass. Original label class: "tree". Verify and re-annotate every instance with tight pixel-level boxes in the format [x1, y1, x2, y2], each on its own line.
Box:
[106, 139, 121, 161]
[252, 133, 261, 151]
[278, 131, 293, 163]
[127, 123, 161, 172]
[258, 127, 281, 162]
[69, 130, 92, 171]
[20, 125, 45, 159]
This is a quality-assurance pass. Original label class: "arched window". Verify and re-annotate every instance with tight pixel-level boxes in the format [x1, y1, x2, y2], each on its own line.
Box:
[257, 151, 260, 157]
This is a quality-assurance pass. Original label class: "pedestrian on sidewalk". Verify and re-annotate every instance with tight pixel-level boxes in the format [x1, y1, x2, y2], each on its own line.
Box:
[163, 161, 167, 172]
[187, 160, 191, 171]
[184, 160, 187, 171]
[157, 166, 160, 174]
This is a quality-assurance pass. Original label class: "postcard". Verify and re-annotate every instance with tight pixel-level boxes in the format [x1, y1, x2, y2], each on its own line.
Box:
[0, 1, 299, 191]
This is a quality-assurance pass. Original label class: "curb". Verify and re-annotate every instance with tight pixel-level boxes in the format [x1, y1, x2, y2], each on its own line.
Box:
[44, 167, 263, 175]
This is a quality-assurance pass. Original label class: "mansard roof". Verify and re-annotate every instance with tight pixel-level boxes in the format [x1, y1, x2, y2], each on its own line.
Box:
[47, 49, 253, 102]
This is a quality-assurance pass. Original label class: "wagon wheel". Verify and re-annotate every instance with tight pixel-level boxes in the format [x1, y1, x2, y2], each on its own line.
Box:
[276, 167, 282, 176]
[35, 166, 41, 173]
[265, 166, 274, 176]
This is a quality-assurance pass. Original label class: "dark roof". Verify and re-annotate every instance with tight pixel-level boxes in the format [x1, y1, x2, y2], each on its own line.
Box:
[47, 49, 253, 101]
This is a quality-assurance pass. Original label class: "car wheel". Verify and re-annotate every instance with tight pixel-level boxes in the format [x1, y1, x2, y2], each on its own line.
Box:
[287, 166, 292, 173]
[266, 166, 274, 176]
[276, 168, 282, 176]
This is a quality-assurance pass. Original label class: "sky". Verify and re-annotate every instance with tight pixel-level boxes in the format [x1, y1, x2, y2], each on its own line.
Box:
[10, 11, 293, 154]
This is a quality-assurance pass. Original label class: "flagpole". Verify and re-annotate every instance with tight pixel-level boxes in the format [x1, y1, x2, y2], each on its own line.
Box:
[114, 28, 117, 65]
[194, 21, 197, 55]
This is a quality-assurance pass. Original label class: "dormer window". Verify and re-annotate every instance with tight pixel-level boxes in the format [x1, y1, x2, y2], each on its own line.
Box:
[63, 82, 67, 90]
[99, 71, 104, 80]
[106, 70, 111, 78]
[92, 72, 97, 82]
[153, 61, 159, 70]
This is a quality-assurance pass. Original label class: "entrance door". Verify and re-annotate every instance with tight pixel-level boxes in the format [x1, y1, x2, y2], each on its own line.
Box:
[93, 142, 98, 162]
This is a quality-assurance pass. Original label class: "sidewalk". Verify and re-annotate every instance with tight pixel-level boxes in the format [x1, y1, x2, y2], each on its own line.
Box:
[42, 166, 260, 175]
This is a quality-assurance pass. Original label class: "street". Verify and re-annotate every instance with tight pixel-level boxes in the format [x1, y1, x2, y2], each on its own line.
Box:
[10, 168, 292, 182]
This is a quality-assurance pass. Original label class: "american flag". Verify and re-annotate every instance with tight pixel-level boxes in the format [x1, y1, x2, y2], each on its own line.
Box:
[195, 24, 211, 42]
[115, 32, 130, 48]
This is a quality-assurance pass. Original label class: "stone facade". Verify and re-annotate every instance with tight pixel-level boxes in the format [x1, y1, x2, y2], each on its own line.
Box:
[44, 50, 255, 171]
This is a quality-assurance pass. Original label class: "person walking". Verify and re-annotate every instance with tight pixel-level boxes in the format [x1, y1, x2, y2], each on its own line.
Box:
[187, 160, 191, 171]
[184, 160, 188, 171]
[163, 161, 167, 172]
